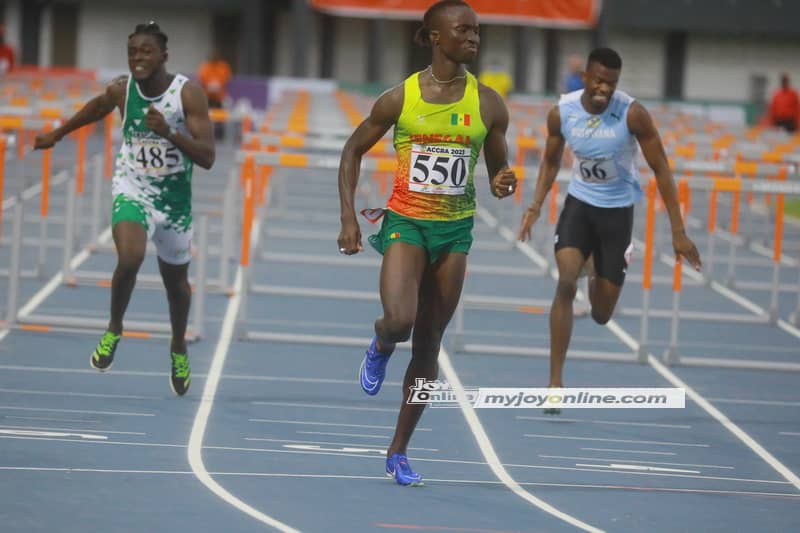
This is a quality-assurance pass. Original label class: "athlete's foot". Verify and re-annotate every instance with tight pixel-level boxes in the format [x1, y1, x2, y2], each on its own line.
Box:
[544, 383, 563, 415]
[91, 331, 121, 371]
[359, 336, 392, 395]
[170, 352, 191, 396]
[386, 453, 423, 486]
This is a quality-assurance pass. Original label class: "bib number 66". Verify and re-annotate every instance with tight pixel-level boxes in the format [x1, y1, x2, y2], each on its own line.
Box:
[579, 160, 608, 182]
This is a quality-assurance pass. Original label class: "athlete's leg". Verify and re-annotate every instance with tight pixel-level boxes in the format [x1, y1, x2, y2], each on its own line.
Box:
[550, 247, 586, 388]
[587, 205, 634, 324]
[374, 242, 428, 354]
[108, 221, 147, 334]
[157, 258, 191, 354]
[387, 250, 467, 457]
[587, 276, 623, 325]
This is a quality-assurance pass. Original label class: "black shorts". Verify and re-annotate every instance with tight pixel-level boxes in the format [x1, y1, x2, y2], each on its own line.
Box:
[554, 194, 634, 286]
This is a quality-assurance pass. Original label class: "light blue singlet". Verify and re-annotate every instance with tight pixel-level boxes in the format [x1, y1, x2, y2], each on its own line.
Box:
[559, 89, 643, 208]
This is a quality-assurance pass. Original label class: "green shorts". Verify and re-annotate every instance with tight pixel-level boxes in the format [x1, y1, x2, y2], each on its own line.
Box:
[112, 194, 193, 265]
[368, 210, 474, 264]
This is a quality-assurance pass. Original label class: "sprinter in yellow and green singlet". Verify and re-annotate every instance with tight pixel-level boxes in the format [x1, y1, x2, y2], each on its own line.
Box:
[337, 0, 517, 486]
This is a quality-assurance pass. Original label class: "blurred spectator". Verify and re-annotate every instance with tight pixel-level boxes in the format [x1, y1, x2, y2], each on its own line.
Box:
[768, 73, 799, 133]
[478, 58, 513, 100]
[0, 26, 15, 75]
[198, 48, 232, 109]
[564, 54, 584, 93]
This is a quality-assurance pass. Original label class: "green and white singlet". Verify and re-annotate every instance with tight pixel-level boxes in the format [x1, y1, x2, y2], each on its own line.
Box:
[112, 73, 194, 264]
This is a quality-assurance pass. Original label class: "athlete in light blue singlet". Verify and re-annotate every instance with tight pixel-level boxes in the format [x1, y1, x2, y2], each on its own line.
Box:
[518, 48, 702, 411]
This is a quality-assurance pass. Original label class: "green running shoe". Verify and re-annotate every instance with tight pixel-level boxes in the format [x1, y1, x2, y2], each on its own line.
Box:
[91, 331, 121, 371]
[170, 352, 191, 396]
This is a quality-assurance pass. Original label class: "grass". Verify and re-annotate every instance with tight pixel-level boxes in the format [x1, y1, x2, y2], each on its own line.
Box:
[786, 199, 800, 219]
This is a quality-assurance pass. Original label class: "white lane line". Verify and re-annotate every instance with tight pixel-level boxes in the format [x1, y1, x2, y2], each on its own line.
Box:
[507, 228, 800, 493]
[0, 429, 107, 440]
[0, 424, 145, 436]
[3, 467, 799, 498]
[523, 434, 709, 448]
[0, 406, 154, 416]
[582, 448, 677, 456]
[437, 346, 603, 533]
[0, 436, 787, 487]
[576, 463, 700, 474]
[539, 455, 735, 470]
[707, 398, 800, 407]
[186, 220, 301, 533]
[200, 444, 791, 485]
[515, 415, 691, 429]
[243, 437, 439, 452]
[4, 415, 100, 424]
[251, 401, 396, 413]
[648, 356, 800, 492]
[248, 418, 431, 431]
[295, 431, 390, 439]
[779, 432, 800, 437]
[0, 388, 160, 401]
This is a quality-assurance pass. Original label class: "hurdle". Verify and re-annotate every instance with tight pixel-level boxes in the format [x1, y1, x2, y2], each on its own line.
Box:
[233, 151, 567, 346]
[2, 171, 210, 341]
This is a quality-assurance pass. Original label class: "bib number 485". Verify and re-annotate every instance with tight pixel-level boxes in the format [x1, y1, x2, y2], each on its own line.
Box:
[136, 145, 181, 172]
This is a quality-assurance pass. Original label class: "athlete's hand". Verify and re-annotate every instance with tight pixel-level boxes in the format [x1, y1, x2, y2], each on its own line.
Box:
[673, 230, 702, 271]
[517, 203, 541, 242]
[145, 105, 170, 138]
[34, 130, 62, 150]
[491, 168, 517, 199]
[337, 216, 363, 256]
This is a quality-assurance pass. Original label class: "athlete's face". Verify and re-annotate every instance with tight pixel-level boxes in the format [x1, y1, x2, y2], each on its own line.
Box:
[128, 34, 167, 81]
[431, 6, 480, 63]
[582, 62, 620, 112]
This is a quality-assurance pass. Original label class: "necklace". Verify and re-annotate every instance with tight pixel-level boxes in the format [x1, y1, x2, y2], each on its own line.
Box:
[427, 65, 466, 84]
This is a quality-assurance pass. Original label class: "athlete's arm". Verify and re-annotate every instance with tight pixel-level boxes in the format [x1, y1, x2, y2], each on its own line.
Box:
[150, 81, 215, 170]
[34, 76, 126, 150]
[337, 85, 402, 255]
[629, 101, 701, 269]
[518, 105, 564, 241]
[479, 85, 516, 199]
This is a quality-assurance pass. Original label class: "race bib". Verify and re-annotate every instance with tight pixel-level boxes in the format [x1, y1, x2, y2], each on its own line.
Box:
[576, 157, 618, 184]
[408, 144, 470, 196]
[132, 140, 183, 176]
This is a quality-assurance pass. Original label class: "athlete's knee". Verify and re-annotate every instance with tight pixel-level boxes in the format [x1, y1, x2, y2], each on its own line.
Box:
[165, 277, 191, 301]
[591, 308, 613, 325]
[116, 249, 145, 276]
[554, 279, 578, 301]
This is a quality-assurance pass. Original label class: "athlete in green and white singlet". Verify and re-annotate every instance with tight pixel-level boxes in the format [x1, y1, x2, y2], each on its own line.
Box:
[113, 72, 194, 264]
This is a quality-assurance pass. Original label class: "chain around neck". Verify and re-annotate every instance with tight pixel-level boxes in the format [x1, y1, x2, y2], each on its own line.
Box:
[427, 65, 466, 84]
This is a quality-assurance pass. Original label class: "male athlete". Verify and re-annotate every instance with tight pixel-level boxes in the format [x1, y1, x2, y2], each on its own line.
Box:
[518, 48, 701, 411]
[35, 22, 215, 396]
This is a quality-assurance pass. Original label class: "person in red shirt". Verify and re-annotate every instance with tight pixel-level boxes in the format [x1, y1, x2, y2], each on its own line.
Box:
[768, 74, 799, 133]
[0, 26, 15, 75]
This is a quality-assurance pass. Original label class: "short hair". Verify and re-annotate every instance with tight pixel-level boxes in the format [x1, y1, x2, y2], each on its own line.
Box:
[129, 21, 168, 51]
[587, 47, 622, 70]
[413, 0, 472, 48]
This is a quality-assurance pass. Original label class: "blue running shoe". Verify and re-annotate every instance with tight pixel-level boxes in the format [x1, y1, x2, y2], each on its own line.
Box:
[359, 336, 391, 395]
[386, 453, 423, 486]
